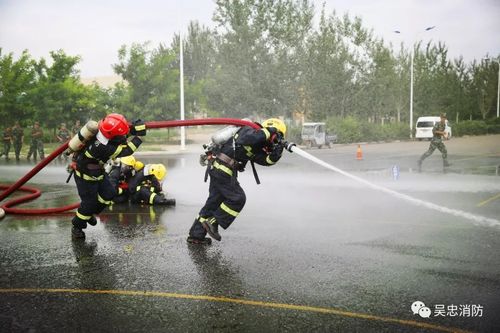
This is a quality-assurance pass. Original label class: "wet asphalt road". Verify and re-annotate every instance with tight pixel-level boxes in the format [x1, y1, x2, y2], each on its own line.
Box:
[0, 138, 499, 332]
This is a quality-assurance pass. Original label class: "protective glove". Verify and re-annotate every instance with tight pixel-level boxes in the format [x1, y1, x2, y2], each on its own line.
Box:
[130, 119, 147, 136]
[111, 158, 121, 167]
[269, 142, 284, 162]
[265, 127, 282, 144]
[199, 154, 208, 167]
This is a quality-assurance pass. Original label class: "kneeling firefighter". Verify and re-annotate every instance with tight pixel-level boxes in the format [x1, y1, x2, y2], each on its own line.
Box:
[128, 164, 175, 206]
[107, 155, 143, 204]
[70, 113, 146, 239]
[128, 163, 176, 206]
[187, 118, 295, 245]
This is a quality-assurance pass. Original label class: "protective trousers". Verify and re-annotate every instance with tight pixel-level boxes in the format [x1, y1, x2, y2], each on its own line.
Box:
[72, 174, 116, 229]
[189, 170, 246, 239]
[112, 188, 129, 204]
[131, 187, 172, 205]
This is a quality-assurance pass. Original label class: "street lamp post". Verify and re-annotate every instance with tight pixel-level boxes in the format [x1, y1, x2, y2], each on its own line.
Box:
[179, 31, 186, 150]
[409, 48, 414, 138]
[394, 26, 436, 138]
[496, 59, 500, 118]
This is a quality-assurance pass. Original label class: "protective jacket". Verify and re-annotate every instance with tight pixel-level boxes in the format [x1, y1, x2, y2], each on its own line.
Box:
[189, 125, 284, 240]
[75, 135, 142, 179]
[72, 134, 142, 229]
[107, 165, 135, 203]
[211, 126, 284, 179]
[128, 170, 165, 205]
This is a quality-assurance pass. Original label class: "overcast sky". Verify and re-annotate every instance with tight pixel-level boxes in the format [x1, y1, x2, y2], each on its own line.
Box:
[1, 0, 499, 78]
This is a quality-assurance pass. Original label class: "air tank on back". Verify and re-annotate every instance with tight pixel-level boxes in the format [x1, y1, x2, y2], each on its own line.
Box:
[66, 120, 99, 154]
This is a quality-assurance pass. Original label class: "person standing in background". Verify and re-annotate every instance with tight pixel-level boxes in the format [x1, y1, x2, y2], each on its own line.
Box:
[56, 123, 71, 161]
[11, 121, 24, 162]
[0, 126, 13, 161]
[27, 121, 45, 162]
[72, 120, 81, 136]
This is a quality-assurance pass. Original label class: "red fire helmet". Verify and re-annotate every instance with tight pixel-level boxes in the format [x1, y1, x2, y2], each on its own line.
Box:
[98, 113, 129, 139]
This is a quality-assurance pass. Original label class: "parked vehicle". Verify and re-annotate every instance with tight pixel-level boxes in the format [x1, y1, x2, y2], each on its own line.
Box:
[301, 122, 337, 148]
[415, 116, 452, 140]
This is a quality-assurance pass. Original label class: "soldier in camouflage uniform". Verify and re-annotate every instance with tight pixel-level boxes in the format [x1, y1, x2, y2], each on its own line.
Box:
[27, 121, 45, 162]
[11, 121, 24, 162]
[71, 120, 81, 136]
[418, 113, 451, 172]
[0, 126, 13, 161]
[56, 123, 71, 161]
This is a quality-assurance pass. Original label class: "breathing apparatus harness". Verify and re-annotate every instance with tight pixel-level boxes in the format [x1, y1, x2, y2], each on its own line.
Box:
[201, 124, 290, 185]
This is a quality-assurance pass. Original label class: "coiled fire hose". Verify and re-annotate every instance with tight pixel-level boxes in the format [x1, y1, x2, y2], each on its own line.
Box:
[0, 118, 261, 219]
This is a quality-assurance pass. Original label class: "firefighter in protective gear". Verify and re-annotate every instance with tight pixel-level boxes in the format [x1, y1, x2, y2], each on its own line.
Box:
[187, 118, 286, 245]
[107, 155, 139, 204]
[128, 163, 176, 206]
[71, 114, 147, 239]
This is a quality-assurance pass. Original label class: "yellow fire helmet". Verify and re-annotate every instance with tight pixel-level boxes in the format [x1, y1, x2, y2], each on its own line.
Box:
[262, 118, 286, 137]
[120, 155, 136, 167]
[134, 160, 145, 171]
[146, 163, 167, 181]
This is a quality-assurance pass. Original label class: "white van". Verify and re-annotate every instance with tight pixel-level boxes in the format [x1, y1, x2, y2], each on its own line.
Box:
[415, 116, 452, 140]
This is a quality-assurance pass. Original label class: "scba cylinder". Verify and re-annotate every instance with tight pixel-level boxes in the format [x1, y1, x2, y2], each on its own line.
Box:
[67, 120, 99, 153]
[211, 125, 238, 145]
[211, 118, 252, 145]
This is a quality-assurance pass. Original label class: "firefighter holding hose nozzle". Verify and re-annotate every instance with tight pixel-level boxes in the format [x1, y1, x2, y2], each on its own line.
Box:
[70, 113, 146, 240]
[188, 118, 295, 245]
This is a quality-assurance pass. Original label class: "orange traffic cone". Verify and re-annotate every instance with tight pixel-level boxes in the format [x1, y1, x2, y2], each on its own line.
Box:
[356, 145, 363, 160]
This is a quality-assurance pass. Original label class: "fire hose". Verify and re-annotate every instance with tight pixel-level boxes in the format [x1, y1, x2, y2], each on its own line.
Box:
[3, 117, 496, 227]
[0, 118, 261, 219]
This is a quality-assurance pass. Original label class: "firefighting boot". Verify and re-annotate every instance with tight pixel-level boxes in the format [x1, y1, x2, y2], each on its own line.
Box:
[71, 226, 86, 240]
[202, 217, 221, 241]
[155, 197, 176, 206]
[186, 236, 212, 245]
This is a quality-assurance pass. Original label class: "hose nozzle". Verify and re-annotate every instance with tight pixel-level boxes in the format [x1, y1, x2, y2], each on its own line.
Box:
[283, 141, 296, 153]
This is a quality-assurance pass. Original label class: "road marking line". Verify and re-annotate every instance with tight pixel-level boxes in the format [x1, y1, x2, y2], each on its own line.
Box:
[0, 288, 471, 333]
[477, 193, 500, 207]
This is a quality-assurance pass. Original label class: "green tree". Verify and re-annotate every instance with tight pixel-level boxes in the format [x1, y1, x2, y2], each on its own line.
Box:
[468, 58, 497, 120]
[29, 50, 89, 130]
[210, 0, 314, 118]
[171, 22, 218, 118]
[0, 49, 37, 125]
[480, 57, 499, 119]
[303, 10, 363, 120]
[113, 43, 180, 120]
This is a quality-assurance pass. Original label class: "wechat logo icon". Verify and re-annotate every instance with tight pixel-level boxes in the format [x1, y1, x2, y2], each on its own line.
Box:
[411, 301, 432, 318]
